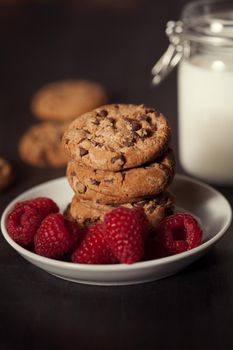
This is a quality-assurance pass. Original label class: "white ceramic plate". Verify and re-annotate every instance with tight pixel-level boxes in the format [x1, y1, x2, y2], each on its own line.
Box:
[1, 175, 232, 285]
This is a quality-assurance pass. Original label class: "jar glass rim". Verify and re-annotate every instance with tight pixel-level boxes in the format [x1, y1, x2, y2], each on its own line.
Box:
[182, 0, 233, 45]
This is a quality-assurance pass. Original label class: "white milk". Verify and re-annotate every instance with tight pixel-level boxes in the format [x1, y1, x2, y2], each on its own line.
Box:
[178, 56, 233, 184]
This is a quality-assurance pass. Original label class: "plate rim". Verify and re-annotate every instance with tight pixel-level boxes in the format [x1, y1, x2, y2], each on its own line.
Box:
[1, 174, 232, 272]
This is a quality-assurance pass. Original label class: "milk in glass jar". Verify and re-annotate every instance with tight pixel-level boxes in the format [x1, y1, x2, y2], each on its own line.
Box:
[152, 1, 233, 185]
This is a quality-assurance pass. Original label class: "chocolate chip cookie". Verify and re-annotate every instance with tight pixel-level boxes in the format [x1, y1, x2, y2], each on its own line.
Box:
[63, 104, 171, 171]
[0, 158, 13, 191]
[19, 122, 68, 167]
[64, 192, 174, 229]
[31, 80, 108, 122]
[67, 148, 175, 204]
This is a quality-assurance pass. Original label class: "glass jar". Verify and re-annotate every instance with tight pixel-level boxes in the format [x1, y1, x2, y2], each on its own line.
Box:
[152, 0, 233, 185]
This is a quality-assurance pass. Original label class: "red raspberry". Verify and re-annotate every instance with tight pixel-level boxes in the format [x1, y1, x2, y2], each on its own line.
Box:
[104, 207, 148, 264]
[16, 197, 59, 217]
[6, 204, 43, 247]
[157, 213, 203, 254]
[71, 223, 117, 264]
[34, 213, 73, 259]
[143, 237, 169, 261]
[6, 197, 59, 247]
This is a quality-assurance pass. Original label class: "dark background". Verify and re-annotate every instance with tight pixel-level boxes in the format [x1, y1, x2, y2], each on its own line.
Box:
[0, 1, 233, 349]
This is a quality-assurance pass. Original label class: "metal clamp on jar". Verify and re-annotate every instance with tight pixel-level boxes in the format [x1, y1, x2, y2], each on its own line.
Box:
[152, 0, 233, 185]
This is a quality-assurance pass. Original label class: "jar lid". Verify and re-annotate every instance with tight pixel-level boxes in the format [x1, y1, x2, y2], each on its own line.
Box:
[183, 0, 233, 45]
[152, 0, 233, 85]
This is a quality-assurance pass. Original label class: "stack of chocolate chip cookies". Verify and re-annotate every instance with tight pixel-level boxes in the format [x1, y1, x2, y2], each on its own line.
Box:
[63, 104, 176, 229]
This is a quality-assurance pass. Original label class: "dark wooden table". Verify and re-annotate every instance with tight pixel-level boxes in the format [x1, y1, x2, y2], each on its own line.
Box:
[1, 1, 233, 349]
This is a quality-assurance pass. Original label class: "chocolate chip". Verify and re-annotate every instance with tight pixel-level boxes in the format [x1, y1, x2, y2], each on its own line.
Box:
[145, 108, 155, 113]
[111, 156, 118, 164]
[139, 115, 147, 121]
[99, 109, 108, 117]
[145, 130, 153, 137]
[79, 147, 88, 157]
[90, 178, 100, 186]
[76, 183, 87, 194]
[111, 154, 126, 165]
[92, 119, 100, 125]
[71, 171, 76, 177]
[84, 218, 99, 226]
[146, 116, 152, 123]
[104, 178, 114, 184]
[130, 120, 141, 131]
[108, 117, 116, 126]
[156, 193, 170, 205]
[125, 118, 141, 131]
[94, 142, 103, 148]
[122, 138, 135, 147]
[147, 204, 156, 214]
[140, 115, 152, 123]
[140, 129, 153, 139]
